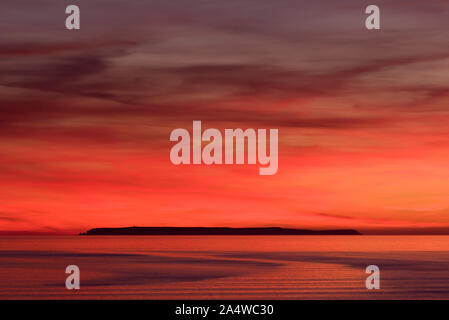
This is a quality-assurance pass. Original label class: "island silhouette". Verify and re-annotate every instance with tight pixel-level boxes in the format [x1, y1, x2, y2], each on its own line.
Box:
[80, 226, 361, 236]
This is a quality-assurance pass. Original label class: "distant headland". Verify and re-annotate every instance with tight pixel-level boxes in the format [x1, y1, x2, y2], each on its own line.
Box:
[79, 227, 361, 236]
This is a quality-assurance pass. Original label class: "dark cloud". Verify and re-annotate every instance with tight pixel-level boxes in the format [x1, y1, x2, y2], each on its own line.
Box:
[0, 2, 447, 146]
[0, 0, 448, 139]
[0, 215, 24, 222]
[0, 40, 135, 57]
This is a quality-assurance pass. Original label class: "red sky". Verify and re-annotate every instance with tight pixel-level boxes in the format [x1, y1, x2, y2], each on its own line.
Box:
[1, 0, 449, 234]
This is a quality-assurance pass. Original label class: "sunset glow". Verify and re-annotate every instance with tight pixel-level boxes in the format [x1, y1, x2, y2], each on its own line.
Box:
[1, 0, 449, 234]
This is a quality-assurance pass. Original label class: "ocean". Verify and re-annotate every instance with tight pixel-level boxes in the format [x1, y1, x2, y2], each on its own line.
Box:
[0, 235, 448, 299]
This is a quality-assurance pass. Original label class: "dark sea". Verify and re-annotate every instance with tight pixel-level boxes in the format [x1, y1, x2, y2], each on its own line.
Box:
[1, 235, 448, 299]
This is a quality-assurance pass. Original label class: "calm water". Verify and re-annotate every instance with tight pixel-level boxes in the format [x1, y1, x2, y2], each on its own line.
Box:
[1, 235, 449, 299]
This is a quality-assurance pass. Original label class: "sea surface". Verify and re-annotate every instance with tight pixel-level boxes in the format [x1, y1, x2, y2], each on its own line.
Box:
[1, 235, 449, 299]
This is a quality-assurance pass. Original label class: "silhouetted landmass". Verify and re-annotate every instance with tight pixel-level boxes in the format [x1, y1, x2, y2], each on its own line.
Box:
[80, 227, 361, 236]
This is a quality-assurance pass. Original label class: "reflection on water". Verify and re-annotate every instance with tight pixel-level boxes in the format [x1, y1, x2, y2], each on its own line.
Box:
[0, 236, 448, 299]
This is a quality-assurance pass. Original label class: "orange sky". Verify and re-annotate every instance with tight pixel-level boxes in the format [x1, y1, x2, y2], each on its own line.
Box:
[1, 0, 449, 234]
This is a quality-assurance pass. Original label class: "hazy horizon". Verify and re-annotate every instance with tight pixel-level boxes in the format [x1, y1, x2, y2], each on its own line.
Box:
[3, 226, 449, 236]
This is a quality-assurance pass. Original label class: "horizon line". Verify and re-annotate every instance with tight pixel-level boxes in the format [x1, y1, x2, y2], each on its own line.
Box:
[2, 225, 449, 236]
